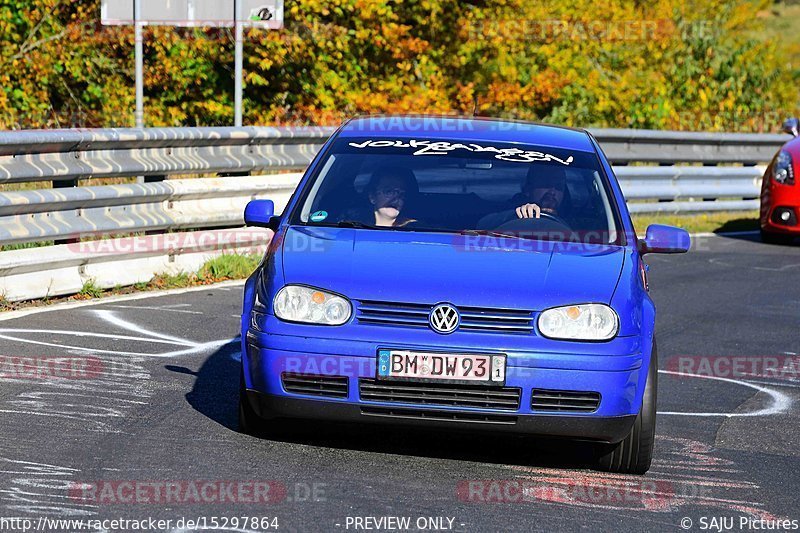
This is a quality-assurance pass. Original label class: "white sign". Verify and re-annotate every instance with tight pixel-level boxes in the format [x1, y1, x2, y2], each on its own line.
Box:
[101, 0, 284, 29]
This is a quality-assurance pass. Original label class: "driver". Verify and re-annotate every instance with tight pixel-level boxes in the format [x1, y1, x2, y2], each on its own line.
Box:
[512, 165, 567, 218]
[478, 165, 568, 228]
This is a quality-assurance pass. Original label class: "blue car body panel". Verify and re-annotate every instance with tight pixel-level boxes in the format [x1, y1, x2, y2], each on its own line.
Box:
[280, 227, 625, 312]
[240, 116, 662, 443]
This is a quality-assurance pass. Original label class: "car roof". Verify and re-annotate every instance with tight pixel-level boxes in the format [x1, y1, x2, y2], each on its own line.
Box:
[338, 115, 596, 152]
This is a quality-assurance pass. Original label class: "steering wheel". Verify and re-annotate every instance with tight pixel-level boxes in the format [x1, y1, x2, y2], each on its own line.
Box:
[492, 210, 572, 233]
[533, 211, 570, 227]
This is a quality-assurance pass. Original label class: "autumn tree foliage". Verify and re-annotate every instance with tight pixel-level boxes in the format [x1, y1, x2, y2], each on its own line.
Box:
[0, 0, 796, 131]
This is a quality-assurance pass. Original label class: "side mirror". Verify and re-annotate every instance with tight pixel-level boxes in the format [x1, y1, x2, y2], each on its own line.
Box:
[782, 117, 799, 138]
[639, 224, 690, 254]
[244, 199, 279, 230]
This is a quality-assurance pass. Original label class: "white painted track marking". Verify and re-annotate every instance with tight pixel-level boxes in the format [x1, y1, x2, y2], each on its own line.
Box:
[93, 309, 200, 347]
[107, 304, 203, 315]
[658, 369, 791, 417]
[0, 280, 244, 322]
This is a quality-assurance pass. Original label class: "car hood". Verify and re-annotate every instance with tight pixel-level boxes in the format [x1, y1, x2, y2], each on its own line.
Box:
[280, 226, 625, 310]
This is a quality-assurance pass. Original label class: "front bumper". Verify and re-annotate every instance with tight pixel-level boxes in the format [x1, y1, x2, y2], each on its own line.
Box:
[245, 390, 636, 443]
[243, 330, 648, 444]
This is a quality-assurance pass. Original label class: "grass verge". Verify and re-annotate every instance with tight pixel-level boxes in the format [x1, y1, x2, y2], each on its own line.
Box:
[631, 211, 759, 234]
[1, 253, 262, 312]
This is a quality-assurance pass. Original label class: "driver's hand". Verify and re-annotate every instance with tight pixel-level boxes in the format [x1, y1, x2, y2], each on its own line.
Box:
[515, 203, 541, 219]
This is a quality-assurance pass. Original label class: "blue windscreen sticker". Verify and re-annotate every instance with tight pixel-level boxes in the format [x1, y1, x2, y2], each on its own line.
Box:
[310, 210, 328, 222]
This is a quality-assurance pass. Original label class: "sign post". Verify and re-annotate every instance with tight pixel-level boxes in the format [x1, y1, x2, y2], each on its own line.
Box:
[101, 1, 284, 128]
[133, 0, 143, 128]
[234, 0, 243, 127]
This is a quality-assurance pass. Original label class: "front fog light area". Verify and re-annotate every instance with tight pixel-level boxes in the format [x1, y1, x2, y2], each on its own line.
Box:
[273, 285, 352, 325]
[538, 304, 619, 341]
[771, 207, 798, 227]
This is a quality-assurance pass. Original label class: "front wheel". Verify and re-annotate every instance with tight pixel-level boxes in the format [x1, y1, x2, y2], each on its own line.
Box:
[594, 340, 657, 475]
[238, 369, 303, 438]
[238, 371, 263, 435]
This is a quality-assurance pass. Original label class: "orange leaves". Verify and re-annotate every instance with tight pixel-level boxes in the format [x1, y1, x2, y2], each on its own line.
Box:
[0, 0, 796, 131]
[528, 71, 571, 108]
[479, 72, 569, 118]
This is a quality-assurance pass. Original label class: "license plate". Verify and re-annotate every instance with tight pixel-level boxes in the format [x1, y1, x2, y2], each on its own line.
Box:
[377, 349, 506, 384]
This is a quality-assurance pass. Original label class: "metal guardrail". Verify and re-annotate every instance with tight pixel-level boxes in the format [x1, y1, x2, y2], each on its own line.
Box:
[0, 127, 785, 184]
[0, 127, 331, 184]
[0, 125, 787, 302]
[589, 128, 786, 164]
[0, 174, 300, 245]
[615, 166, 764, 213]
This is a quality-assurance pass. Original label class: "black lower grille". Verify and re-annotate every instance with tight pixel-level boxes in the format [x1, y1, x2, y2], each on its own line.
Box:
[361, 406, 517, 424]
[281, 373, 348, 398]
[359, 379, 521, 410]
[531, 389, 601, 413]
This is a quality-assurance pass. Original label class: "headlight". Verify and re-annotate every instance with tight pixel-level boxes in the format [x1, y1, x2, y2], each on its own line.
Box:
[273, 285, 351, 325]
[773, 150, 795, 185]
[537, 304, 619, 341]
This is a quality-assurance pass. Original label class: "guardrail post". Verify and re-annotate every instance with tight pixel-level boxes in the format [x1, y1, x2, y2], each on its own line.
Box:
[657, 162, 674, 204]
[143, 174, 166, 235]
[53, 178, 79, 245]
[218, 171, 251, 177]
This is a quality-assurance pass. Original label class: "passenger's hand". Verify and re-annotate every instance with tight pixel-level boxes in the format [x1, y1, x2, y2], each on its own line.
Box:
[515, 203, 541, 219]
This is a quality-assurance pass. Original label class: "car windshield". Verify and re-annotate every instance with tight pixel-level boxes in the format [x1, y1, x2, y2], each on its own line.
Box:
[292, 136, 622, 245]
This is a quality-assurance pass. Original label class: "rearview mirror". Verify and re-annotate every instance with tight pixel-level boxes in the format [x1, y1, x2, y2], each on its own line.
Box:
[782, 117, 799, 137]
[244, 199, 279, 230]
[639, 224, 690, 254]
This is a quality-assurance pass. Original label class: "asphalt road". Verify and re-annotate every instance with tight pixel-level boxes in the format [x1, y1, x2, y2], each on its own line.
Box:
[0, 233, 799, 533]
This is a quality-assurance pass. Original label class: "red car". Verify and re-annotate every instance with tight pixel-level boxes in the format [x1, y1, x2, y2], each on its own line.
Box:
[760, 118, 800, 244]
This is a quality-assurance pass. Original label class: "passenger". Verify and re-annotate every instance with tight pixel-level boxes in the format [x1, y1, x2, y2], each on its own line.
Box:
[340, 166, 419, 227]
[478, 165, 568, 228]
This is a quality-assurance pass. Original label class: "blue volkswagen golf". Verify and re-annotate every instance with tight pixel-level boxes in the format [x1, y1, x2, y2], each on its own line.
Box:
[239, 116, 689, 474]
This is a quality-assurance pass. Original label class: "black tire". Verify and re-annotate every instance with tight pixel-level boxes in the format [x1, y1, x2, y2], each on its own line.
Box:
[760, 228, 794, 245]
[595, 340, 657, 475]
[238, 369, 302, 438]
[238, 371, 263, 435]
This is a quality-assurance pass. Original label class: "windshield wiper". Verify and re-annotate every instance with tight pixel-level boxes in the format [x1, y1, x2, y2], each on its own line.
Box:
[460, 229, 524, 240]
[335, 223, 524, 238]
[335, 220, 380, 229]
